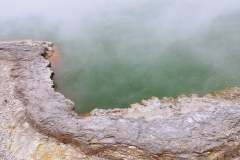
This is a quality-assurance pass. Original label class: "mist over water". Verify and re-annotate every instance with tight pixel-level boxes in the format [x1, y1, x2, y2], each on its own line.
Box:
[1, 1, 240, 113]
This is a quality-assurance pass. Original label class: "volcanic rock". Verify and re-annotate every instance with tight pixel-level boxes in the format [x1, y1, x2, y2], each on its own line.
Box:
[1, 40, 240, 159]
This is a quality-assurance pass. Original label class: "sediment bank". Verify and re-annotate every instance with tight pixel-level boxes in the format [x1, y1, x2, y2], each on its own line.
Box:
[1, 40, 240, 159]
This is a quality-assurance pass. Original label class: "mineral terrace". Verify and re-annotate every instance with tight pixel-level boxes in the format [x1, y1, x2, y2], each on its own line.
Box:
[1, 40, 240, 160]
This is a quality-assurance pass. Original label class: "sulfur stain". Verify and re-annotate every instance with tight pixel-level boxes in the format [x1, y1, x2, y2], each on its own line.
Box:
[30, 141, 68, 160]
[207, 152, 224, 160]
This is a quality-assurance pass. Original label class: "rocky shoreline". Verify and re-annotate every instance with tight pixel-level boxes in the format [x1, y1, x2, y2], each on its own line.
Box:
[1, 40, 240, 159]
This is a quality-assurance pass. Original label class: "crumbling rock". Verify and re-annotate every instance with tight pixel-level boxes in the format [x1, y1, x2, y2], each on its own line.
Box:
[1, 40, 240, 159]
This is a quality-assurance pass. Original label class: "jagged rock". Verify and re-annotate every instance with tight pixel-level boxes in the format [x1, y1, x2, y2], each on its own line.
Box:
[1, 40, 240, 159]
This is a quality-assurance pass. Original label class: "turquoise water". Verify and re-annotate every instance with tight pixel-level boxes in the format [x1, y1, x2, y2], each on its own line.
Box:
[1, 1, 240, 113]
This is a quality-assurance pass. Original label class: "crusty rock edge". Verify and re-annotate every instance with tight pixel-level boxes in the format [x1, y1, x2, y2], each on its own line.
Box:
[1, 40, 240, 159]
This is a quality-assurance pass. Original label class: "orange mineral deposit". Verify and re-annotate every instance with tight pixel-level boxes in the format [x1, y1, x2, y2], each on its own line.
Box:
[47, 46, 63, 70]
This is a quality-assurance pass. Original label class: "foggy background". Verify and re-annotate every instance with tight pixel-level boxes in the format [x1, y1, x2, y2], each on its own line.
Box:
[1, 0, 240, 113]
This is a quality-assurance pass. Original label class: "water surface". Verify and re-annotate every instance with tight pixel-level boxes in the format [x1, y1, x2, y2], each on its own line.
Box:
[1, 1, 240, 113]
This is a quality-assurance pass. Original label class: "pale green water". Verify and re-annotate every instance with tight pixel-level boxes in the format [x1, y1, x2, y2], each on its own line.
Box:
[1, 1, 240, 113]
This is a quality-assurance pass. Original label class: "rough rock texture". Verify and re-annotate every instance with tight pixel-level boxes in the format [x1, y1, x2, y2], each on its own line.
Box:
[1, 40, 240, 159]
[0, 40, 89, 160]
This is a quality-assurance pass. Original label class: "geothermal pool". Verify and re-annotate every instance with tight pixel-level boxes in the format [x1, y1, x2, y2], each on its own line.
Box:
[1, 1, 240, 113]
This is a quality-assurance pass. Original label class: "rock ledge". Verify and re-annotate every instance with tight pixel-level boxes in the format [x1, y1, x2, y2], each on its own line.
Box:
[1, 40, 240, 159]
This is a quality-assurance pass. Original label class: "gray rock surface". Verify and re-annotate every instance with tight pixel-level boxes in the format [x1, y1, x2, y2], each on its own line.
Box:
[1, 40, 240, 159]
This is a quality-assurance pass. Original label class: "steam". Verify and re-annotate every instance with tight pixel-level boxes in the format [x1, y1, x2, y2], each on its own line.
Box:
[1, 0, 240, 113]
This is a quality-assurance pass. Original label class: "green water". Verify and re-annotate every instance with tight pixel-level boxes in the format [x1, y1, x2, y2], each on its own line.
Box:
[1, 1, 240, 113]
